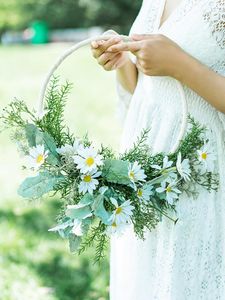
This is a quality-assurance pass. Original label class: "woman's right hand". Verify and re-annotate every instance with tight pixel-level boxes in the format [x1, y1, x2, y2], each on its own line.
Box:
[91, 35, 130, 71]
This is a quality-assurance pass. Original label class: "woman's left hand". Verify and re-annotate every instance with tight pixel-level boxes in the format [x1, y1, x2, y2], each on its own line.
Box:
[107, 34, 187, 78]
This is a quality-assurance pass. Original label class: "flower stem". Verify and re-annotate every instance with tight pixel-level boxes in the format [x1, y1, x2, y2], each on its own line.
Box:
[149, 203, 178, 224]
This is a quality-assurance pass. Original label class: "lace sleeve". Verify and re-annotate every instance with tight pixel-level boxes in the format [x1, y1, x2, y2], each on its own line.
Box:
[203, 0, 225, 49]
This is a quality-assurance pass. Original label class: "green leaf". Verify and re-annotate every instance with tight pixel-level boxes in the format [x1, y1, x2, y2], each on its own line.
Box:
[69, 235, 82, 253]
[25, 123, 59, 165]
[66, 194, 94, 220]
[18, 171, 64, 199]
[36, 131, 59, 165]
[25, 123, 38, 147]
[92, 194, 111, 225]
[79, 193, 94, 207]
[66, 204, 92, 220]
[102, 159, 131, 185]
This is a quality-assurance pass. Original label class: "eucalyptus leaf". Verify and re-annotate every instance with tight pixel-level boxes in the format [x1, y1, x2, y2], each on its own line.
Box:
[18, 171, 64, 199]
[102, 159, 131, 185]
[66, 204, 92, 220]
[92, 194, 111, 225]
[69, 234, 82, 253]
[25, 123, 38, 147]
[79, 193, 94, 207]
[81, 217, 92, 235]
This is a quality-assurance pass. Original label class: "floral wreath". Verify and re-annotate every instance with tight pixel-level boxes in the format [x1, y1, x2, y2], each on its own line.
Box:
[0, 34, 219, 262]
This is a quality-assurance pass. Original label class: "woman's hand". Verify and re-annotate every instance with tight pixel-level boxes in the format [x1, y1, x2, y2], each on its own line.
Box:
[107, 33, 225, 114]
[107, 34, 186, 78]
[91, 35, 130, 71]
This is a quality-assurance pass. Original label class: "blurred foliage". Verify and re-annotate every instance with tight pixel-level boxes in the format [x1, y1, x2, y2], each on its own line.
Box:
[0, 198, 109, 300]
[0, 0, 142, 34]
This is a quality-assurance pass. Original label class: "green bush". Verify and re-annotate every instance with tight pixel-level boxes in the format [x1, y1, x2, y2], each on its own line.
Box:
[0, 0, 142, 34]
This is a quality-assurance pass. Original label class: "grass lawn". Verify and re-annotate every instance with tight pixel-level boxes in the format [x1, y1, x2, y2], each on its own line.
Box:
[0, 43, 123, 300]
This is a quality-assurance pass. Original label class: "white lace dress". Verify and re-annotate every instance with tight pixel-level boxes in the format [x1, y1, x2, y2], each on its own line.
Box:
[110, 1, 225, 299]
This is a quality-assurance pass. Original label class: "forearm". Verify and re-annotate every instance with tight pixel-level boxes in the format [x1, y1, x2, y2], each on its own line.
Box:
[174, 52, 225, 114]
[116, 59, 138, 94]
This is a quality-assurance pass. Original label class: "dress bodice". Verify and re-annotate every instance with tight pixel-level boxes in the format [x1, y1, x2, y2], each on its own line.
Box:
[118, 0, 225, 155]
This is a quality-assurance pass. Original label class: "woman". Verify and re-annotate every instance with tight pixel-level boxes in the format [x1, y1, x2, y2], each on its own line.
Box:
[91, 0, 225, 299]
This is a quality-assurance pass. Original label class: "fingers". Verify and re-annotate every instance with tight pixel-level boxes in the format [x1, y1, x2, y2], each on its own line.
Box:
[97, 52, 119, 66]
[131, 34, 151, 41]
[107, 41, 142, 54]
[103, 53, 123, 71]
[91, 37, 122, 58]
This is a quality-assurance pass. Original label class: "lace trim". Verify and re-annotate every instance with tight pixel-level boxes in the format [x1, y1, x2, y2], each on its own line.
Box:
[171, 0, 199, 23]
[203, 0, 225, 49]
[146, 0, 201, 33]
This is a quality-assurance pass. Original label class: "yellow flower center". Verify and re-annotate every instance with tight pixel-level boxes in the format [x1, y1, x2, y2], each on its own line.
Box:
[129, 171, 135, 180]
[116, 207, 122, 214]
[112, 222, 117, 228]
[201, 152, 207, 160]
[166, 186, 172, 193]
[86, 157, 95, 167]
[36, 154, 45, 164]
[137, 189, 143, 197]
[83, 175, 92, 182]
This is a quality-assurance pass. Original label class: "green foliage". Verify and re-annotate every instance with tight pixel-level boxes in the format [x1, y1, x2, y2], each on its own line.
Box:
[69, 235, 82, 253]
[0, 0, 142, 34]
[80, 0, 142, 33]
[78, 222, 109, 264]
[0, 99, 36, 129]
[25, 123, 39, 147]
[92, 194, 111, 225]
[66, 205, 92, 220]
[36, 76, 74, 147]
[0, 198, 109, 300]
[102, 159, 130, 185]
[18, 171, 64, 199]
[173, 115, 206, 160]
[25, 123, 60, 165]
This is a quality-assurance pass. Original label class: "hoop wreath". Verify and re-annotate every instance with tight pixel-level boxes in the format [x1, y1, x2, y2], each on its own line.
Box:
[1, 33, 219, 261]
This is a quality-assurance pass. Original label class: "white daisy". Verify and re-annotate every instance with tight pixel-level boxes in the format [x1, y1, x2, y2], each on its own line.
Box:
[78, 169, 101, 195]
[151, 156, 173, 171]
[109, 198, 135, 224]
[137, 184, 154, 203]
[176, 152, 191, 181]
[27, 144, 48, 170]
[57, 140, 81, 157]
[197, 143, 216, 172]
[73, 145, 103, 173]
[105, 220, 128, 236]
[156, 179, 181, 205]
[128, 161, 147, 183]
